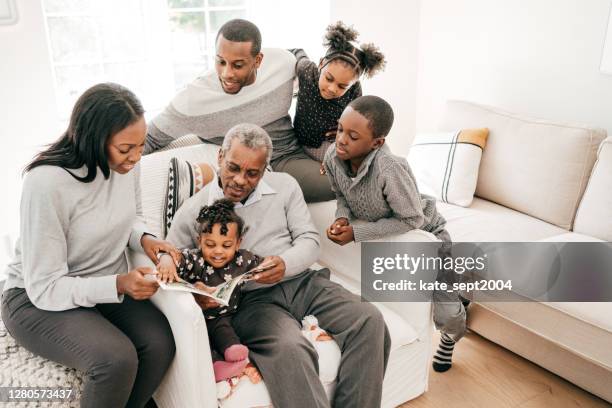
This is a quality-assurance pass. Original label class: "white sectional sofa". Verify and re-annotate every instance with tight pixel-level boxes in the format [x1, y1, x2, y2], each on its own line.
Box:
[430, 100, 612, 402]
[137, 99, 612, 406]
[135, 141, 438, 408]
[4, 98, 608, 406]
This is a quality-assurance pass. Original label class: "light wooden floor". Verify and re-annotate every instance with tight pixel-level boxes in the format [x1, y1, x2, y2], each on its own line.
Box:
[403, 331, 611, 408]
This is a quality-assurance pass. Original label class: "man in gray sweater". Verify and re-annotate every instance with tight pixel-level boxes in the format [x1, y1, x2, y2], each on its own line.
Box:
[163, 123, 390, 408]
[146, 18, 334, 202]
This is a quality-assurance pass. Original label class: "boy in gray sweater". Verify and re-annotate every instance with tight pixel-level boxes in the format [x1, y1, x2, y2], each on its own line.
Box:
[323, 95, 467, 372]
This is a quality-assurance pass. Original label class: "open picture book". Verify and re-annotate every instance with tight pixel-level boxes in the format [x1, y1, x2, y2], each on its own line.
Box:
[156, 260, 276, 306]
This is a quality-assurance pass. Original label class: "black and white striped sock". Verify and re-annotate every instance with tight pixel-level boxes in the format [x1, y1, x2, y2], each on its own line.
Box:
[432, 332, 455, 372]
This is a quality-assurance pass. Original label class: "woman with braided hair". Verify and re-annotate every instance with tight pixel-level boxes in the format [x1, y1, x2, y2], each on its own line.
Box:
[158, 198, 264, 384]
[290, 21, 386, 164]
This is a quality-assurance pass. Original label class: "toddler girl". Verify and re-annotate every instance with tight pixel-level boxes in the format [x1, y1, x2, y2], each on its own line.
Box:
[158, 199, 263, 382]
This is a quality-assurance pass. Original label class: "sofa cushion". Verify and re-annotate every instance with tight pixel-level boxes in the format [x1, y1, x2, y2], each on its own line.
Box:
[139, 144, 220, 238]
[437, 198, 567, 242]
[218, 379, 272, 408]
[329, 272, 419, 350]
[545, 302, 612, 335]
[408, 128, 489, 207]
[538, 233, 610, 333]
[538, 232, 604, 243]
[163, 158, 214, 236]
[308, 201, 438, 338]
[573, 137, 612, 241]
[440, 100, 606, 230]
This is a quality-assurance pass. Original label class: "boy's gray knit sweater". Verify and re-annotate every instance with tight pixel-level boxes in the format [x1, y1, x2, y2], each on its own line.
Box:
[323, 143, 446, 242]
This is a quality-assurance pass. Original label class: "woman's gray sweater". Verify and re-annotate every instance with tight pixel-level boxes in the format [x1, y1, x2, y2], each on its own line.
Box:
[3, 165, 149, 311]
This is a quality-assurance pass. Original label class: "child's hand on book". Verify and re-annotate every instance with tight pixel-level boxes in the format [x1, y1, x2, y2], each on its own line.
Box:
[157, 254, 181, 283]
[192, 282, 222, 310]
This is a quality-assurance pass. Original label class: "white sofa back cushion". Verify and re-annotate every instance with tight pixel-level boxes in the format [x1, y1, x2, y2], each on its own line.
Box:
[573, 137, 612, 241]
[139, 144, 220, 238]
[440, 100, 606, 230]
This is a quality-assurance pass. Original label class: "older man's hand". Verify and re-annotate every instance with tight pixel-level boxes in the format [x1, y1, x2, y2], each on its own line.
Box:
[253, 256, 286, 284]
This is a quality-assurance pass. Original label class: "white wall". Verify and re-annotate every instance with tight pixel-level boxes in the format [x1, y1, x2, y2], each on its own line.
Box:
[6, 0, 609, 258]
[0, 0, 61, 256]
[331, 0, 421, 156]
[250, 0, 330, 60]
[417, 0, 612, 135]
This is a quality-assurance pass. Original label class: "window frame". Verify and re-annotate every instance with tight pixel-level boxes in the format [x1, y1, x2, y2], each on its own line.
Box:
[41, 0, 251, 118]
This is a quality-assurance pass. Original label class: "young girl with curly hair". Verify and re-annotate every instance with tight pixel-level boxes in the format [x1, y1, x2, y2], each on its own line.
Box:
[290, 21, 386, 163]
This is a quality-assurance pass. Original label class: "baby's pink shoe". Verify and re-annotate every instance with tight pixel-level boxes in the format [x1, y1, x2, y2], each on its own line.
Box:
[224, 344, 249, 362]
[213, 359, 249, 382]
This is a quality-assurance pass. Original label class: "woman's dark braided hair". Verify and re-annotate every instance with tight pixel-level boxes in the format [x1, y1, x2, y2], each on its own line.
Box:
[196, 198, 245, 237]
[322, 21, 386, 79]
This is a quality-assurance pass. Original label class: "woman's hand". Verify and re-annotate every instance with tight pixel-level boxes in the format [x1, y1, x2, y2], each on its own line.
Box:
[157, 254, 181, 283]
[192, 282, 221, 310]
[116, 267, 159, 300]
[141, 234, 181, 266]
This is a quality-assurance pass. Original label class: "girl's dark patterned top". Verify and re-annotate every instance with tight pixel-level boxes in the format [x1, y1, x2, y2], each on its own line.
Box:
[291, 49, 362, 148]
[176, 248, 262, 319]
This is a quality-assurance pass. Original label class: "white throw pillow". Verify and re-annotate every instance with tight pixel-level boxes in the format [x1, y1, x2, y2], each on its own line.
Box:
[139, 143, 220, 238]
[407, 129, 488, 207]
[163, 158, 215, 236]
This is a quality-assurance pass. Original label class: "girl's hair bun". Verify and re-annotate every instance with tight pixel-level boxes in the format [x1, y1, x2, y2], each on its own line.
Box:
[322, 21, 386, 78]
[360, 43, 386, 78]
[324, 21, 359, 52]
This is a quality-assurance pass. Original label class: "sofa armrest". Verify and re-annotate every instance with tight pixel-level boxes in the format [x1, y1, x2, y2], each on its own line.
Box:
[308, 201, 438, 337]
[126, 250, 217, 408]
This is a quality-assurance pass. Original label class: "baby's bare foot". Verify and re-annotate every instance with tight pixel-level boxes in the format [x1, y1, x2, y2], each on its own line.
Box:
[243, 363, 262, 384]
